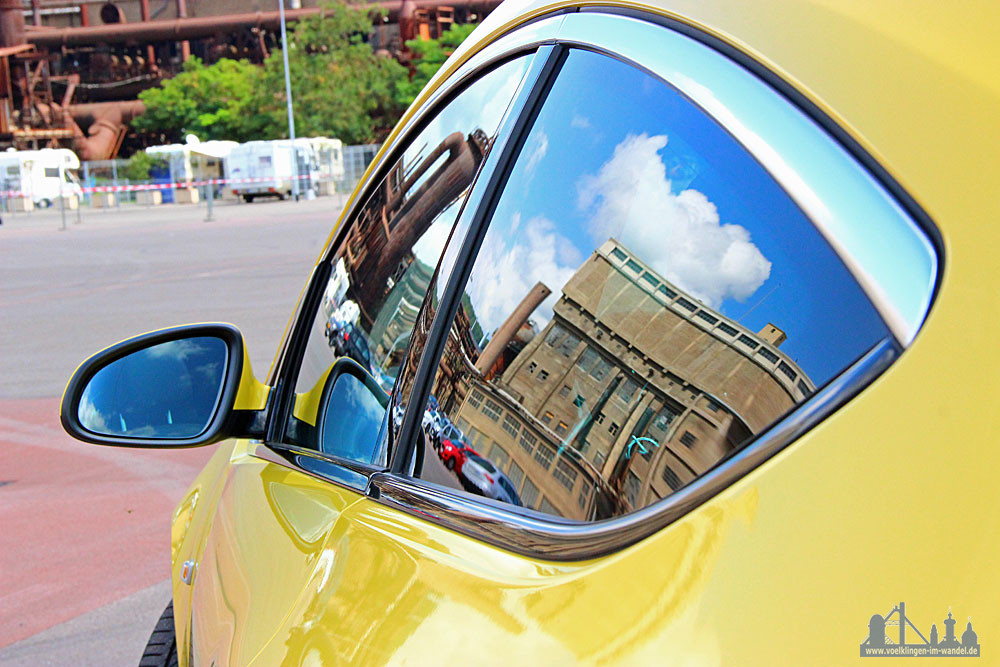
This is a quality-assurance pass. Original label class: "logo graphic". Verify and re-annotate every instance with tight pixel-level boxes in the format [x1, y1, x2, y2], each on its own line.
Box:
[861, 602, 980, 657]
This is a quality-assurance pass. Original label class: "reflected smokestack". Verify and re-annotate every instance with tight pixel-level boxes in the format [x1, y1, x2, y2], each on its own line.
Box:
[475, 281, 550, 376]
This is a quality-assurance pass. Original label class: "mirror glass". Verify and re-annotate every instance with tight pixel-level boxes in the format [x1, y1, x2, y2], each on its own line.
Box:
[319, 370, 387, 464]
[78, 336, 228, 439]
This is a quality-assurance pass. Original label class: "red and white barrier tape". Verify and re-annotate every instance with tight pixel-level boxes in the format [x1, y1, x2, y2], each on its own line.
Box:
[1, 173, 320, 197]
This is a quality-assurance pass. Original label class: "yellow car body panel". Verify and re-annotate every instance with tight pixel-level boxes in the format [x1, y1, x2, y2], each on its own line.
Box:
[169, 1, 998, 664]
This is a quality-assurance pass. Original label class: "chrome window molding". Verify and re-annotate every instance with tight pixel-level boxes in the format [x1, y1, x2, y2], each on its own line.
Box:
[369, 339, 897, 561]
[251, 441, 375, 493]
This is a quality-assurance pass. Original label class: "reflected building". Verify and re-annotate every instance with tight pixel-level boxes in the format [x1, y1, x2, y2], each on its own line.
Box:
[342, 129, 489, 328]
[444, 239, 814, 519]
[329, 128, 490, 375]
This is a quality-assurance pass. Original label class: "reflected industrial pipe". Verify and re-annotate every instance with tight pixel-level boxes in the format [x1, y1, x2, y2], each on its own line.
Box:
[355, 130, 485, 310]
[475, 282, 551, 377]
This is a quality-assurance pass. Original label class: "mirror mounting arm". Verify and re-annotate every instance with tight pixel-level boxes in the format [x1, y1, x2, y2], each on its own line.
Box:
[231, 407, 268, 441]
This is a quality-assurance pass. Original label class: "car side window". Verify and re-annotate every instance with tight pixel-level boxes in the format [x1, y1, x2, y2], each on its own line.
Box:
[410, 48, 893, 518]
[282, 55, 533, 465]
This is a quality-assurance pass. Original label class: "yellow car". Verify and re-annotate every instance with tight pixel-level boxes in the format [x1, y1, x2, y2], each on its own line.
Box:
[61, 1, 996, 664]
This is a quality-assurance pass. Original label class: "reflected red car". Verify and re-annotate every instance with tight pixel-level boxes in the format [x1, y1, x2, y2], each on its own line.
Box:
[437, 439, 474, 473]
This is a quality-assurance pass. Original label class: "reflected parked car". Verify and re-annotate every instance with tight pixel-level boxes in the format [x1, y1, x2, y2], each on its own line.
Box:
[437, 438, 473, 473]
[460, 451, 522, 506]
[326, 321, 372, 371]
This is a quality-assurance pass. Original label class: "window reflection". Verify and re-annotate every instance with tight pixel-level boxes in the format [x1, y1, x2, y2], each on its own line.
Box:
[414, 49, 891, 519]
[284, 56, 532, 463]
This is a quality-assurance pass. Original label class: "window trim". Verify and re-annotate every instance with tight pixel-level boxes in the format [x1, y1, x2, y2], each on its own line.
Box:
[370, 10, 930, 559]
[371, 339, 896, 560]
[253, 30, 561, 480]
[263, 9, 936, 561]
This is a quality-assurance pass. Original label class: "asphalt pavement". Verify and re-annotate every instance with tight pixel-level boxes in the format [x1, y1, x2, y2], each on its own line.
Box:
[0, 197, 341, 664]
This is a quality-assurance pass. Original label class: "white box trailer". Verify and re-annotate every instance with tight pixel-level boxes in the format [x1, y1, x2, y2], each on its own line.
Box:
[0, 148, 82, 207]
[226, 138, 342, 202]
[310, 137, 345, 184]
[226, 140, 299, 202]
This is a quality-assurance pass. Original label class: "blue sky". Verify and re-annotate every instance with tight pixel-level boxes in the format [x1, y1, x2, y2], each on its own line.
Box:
[463, 49, 889, 386]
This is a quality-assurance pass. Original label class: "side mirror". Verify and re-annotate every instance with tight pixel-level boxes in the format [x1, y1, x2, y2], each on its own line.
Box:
[317, 357, 388, 463]
[60, 323, 269, 448]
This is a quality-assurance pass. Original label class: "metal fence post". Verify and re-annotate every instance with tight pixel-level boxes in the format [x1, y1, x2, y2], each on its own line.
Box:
[112, 159, 120, 209]
[204, 179, 214, 221]
[58, 162, 67, 231]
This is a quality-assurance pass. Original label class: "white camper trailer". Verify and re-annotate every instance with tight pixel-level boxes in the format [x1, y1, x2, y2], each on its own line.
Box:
[0, 149, 82, 207]
[226, 140, 299, 202]
[310, 137, 345, 184]
[226, 138, 340, 202]
[146, 140, 238, 202]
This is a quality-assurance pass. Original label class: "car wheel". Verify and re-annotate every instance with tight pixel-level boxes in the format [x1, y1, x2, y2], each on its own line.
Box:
[39, 198, 52, 208]
[243, 194, 254, 203]
[139, 601, 179, 667]
[445, 457, 455, 471]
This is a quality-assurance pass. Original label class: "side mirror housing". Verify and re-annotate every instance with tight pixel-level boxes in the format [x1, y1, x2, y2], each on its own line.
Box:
[60, 323, 269, 448]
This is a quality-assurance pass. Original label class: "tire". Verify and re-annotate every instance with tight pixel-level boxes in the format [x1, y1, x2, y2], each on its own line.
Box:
[139, 601, 179, 667]
[445, 457, 455, 471]
[243, 194, 255, 203]
[38, 198, 52, 208]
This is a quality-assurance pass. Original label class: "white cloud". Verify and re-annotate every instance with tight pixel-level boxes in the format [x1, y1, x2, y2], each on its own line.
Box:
[467, 214, 579, 333]
[412, 211, 458, 268]
[524, 131, 548, 175]
[577, 133, 771, 308]
[570, 114, 591, 129]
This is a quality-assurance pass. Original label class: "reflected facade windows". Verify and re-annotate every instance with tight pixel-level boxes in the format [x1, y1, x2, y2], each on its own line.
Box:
[282, 56, 532, 463]
[411, 49, 891, 519]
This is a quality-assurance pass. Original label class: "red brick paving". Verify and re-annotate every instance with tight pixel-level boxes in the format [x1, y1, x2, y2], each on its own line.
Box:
[0, 397, 214, 647]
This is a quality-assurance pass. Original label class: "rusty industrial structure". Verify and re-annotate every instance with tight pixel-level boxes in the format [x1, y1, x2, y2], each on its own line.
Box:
[0, 0, 500, 160]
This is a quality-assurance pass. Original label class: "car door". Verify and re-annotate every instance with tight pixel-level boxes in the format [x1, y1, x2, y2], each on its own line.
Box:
[238, 12, 939, 664]
[182, 50, 541, 665]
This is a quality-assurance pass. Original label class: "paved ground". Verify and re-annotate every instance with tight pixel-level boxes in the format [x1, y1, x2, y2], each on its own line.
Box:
[0, 198, 340, 664]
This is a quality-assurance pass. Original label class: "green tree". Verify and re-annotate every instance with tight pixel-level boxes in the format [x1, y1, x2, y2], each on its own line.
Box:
[245, 2, 408, 143]
[122, 151, 167, 181]
[395, 23, 478, 108]
[133, 57, 260, 142]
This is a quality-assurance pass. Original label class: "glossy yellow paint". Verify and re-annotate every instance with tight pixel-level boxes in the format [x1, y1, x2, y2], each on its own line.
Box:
[291, 364, 334, 427]
[233, 345, 270, 411]
[185, 447, 367, 665]
[170, 2, 999, 664]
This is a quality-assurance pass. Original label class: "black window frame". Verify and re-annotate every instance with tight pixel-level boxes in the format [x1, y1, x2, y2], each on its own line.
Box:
[253, 46, 551, 491]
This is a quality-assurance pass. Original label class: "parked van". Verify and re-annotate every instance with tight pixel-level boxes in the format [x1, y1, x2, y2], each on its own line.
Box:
[0, 148, 82, 207]
[226, 138, 341, 202]
[226, 140, 298, 202]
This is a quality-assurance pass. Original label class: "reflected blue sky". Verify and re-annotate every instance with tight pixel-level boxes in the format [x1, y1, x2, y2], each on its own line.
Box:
[466, 49, 889, 385]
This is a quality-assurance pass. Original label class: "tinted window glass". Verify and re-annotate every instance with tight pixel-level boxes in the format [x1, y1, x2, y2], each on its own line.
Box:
[413, 49, 891, 518]
[283, 56, 532, 463]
